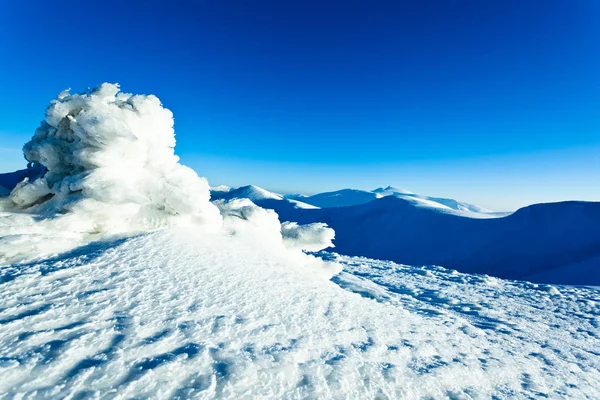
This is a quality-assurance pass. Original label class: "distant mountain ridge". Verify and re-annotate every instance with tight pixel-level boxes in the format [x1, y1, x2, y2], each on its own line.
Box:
[3, 171, 598, 285]
[285, 186, 498, 217]
[214, 185, 284, 201]
[211, 185, 319, 211]
[211, 184, 600, 285]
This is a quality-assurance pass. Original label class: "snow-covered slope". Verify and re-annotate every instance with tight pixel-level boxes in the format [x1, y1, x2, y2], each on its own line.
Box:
[297, 189, 382, 208]
[211, 185, 319, 211]
[373, 186, 494, 215]
[212, 185, 599, 285]
[255, 196, 600, 285]
[209, 185, 232, 198]
[372, 185, 414, 196]
[287, 186, 498, 217]
[1, 227, 598, 398]
[213, 185, 283, 201]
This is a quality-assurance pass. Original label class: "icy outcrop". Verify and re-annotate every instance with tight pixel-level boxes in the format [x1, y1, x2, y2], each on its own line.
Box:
[10, 83, 222, 228]
[0, 84, 336, 265]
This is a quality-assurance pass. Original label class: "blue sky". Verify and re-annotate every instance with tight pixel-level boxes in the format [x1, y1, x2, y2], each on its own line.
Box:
[1, 0, 599, 210]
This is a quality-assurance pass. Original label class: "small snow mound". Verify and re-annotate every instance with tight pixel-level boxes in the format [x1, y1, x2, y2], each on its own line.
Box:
[483, 276, 501, 287]
[281, 221, 335, 252]
[543, 285, 562, 295]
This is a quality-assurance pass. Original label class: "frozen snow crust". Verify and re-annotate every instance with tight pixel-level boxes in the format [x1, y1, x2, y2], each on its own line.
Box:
[0, 228, 598, 398]
[0, 84, 334, 264]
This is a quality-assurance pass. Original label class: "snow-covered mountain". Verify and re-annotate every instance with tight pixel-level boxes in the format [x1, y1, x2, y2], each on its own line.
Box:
[372, 185, 414, 196]
[219, 184, 600, 285]
[289, 188, 381, 208]
[286, 186, 498, 217]
[1, 83, 599, 398]
[300, 198, 600, 285]
[211, 185, 319, 211]
[214, 185, 284, 201]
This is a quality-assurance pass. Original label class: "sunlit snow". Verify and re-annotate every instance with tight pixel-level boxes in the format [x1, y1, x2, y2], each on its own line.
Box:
[0, 229, 599, 398]
[0, 84, 599, 398]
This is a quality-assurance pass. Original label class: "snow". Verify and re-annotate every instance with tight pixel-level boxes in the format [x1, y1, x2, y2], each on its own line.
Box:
[293, 186, 496, 217]
[213, 185, 600, 286]
[287, 199, 320, 210]
[0, 228, 598, 398]
[0, 166, 46, 197]
[211, 186, 318, 211]
[210, 185, 231, 193]
[372, 185, 414, 196]
[374, 186, 494, 215]
[214, 185, 283, 201]
[0, 84, 334, 267]
[1, 82, 599, 397]
[524, 253, 600, 286]
[281, 221, 335, 252]
[299, 189, 382, 208]
[252, 195, 600, 285]
[4, 84, 222, 242]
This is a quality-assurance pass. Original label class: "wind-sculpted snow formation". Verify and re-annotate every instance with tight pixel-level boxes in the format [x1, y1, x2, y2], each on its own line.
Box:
[0, 84, 334, 266]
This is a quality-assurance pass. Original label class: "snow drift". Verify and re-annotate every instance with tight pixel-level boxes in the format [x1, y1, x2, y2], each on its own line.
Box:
[0, 84, 335, 267]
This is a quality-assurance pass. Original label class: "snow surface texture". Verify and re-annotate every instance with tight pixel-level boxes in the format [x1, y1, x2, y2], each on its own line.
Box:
[0, 228, 599, 398]
[0, 84, 333, 265]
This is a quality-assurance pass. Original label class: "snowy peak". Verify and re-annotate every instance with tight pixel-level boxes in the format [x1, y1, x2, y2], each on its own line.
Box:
[372, 186, 414, 196]
[283, 193, 309, 200]
[212, 185, 283, 201]
[372, 186, 492, 215]
[300, 189, 381, 208]
[210, 185, 319, 210]
[281, 186, 494, 217]
[210, 184, 231, 193]
[389, 193, 494, 215]
[214, 184, 496, 217]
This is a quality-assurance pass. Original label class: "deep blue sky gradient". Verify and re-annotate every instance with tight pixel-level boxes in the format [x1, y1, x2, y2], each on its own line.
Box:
[1, 0, 599, 209]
